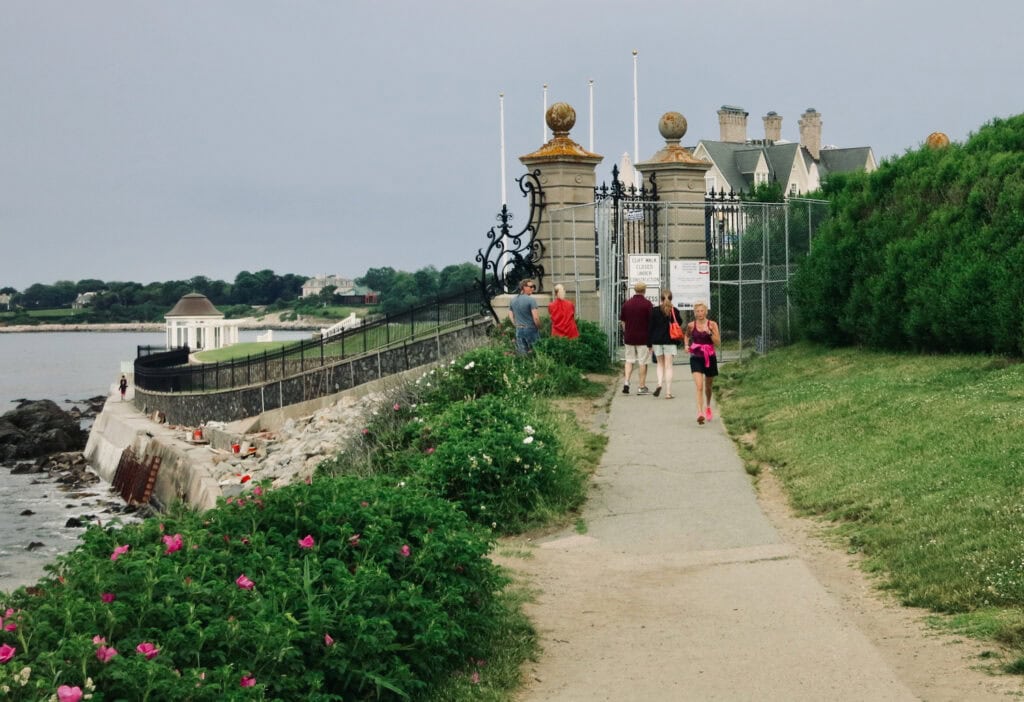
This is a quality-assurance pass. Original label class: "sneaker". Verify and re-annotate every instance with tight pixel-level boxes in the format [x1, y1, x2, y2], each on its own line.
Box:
[705, 407, 713, 421]
[638, 386, 650, 395]
[622, 384, 630, 394]
[652, 386, 662, 397]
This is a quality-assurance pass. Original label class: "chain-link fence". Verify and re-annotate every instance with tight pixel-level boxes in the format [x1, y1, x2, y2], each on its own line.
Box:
[545, 197, 830, 362]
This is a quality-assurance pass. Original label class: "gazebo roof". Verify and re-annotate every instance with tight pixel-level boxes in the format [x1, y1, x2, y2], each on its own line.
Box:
[166, 292, 223, 318]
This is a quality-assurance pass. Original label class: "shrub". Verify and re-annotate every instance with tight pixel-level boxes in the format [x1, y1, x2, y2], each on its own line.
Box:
[413, 395, 586, 533]
[533, 319, 612, 373]
[0, 476, 505, 701]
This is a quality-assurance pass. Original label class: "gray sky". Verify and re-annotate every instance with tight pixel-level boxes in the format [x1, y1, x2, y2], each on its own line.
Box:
[3, 1, 1021, 290]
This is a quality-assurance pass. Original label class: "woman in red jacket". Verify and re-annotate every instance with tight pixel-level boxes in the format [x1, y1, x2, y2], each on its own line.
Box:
[548, 284, 579, 339]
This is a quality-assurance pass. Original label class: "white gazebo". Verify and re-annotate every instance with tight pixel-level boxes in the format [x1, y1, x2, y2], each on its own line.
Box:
[165, 293, 240, 351]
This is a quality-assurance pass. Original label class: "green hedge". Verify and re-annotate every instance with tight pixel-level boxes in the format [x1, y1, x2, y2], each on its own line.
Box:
[791, 113, 1024, 355]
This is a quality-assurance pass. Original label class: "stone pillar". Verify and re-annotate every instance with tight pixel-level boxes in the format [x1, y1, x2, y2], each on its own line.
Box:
[636, 111, 712, 268]
[516, 102, 604, 323]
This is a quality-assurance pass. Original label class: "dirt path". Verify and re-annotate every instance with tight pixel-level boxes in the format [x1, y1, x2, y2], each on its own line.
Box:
[494, 379, 1024, 700]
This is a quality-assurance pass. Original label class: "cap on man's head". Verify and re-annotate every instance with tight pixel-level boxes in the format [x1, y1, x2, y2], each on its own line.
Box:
[634, 282, 647, 294]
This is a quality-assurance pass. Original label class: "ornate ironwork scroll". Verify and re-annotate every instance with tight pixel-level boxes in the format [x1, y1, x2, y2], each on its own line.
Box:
[476, 169, 546, 321]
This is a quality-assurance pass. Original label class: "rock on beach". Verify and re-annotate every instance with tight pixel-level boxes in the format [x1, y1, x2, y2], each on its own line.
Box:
[0, 400, 89, 461]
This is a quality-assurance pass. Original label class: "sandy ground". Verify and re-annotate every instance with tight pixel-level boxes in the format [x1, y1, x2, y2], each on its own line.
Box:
[494, 383, 1024, 701]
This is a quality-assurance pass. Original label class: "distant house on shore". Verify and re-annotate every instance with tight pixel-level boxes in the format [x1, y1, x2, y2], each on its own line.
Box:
[165, 292, 239, 351]
[301, 275, 354, 299]
[693, 106, 877, 197]
[0, 294, 11, 311]
[72, 292, 98, 309]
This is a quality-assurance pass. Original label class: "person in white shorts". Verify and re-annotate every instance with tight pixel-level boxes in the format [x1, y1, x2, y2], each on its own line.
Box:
[618, 282, 653, 394]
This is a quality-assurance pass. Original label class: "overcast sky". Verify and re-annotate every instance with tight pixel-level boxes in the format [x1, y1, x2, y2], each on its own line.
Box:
[2, 1, 1021, 290]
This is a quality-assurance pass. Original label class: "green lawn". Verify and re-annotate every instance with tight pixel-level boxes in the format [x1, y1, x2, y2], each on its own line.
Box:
[0, 307, 90, 319]
[718, 343, 1024, 664]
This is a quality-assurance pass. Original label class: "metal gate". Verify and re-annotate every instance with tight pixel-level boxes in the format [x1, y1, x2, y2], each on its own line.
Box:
[594, 165, 659, 359]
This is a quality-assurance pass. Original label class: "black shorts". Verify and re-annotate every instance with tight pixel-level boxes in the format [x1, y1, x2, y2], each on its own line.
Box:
[689, 354, 719, 377]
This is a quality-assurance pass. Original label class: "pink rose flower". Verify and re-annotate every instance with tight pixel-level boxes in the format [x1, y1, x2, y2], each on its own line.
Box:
[425, 446, 435, 454]
[0, 643, 16, 663]
[240, 675, 256, 687]
[57, 686, 83, 702]
[298, 535, 315, 549]
[470, 671, 481, 684]
[348, 533, 361, 547]
[236, 574, 255, 590]
[101, 592, 116, 603]
[110, 544, 130, 561]
[400, 544, 411, 558]
[136, 642, 160, 659]
[252, 485, 263, 496]
[393, 403, 401, 411]
[324, 633, 335, 646]
[92, 635, 106, 645]
[96, 645, 118, 663]
[162, 533, 183, 555]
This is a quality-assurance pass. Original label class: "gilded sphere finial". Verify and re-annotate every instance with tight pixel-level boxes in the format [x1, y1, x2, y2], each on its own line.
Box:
[925, 131, 950, 149]
[659, 112, 687, 142]
[546, 102, 576, 136]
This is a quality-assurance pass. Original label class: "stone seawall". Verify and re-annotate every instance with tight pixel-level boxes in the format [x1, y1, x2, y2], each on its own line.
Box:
[134, 322, 491, 425]
[85, 320, 493, 511]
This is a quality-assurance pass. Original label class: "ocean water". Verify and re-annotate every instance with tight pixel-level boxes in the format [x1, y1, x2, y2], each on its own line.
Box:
[0, 330, 311, 593]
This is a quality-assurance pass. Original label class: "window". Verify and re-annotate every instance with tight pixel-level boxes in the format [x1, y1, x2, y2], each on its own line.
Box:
[705, 175, 717, 194]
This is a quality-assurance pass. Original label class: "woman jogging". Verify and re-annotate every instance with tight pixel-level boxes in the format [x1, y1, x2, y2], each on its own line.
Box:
[685, 302, 720, 425]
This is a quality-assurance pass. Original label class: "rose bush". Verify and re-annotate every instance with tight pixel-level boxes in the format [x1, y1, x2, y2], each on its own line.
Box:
[0, 476, 505, 700]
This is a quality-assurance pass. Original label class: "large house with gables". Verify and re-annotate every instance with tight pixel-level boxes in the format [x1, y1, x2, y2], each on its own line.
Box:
[693, 106, 876, 197]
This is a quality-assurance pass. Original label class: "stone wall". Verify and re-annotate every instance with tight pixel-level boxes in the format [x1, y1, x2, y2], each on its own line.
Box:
[134, 321, 492, 425]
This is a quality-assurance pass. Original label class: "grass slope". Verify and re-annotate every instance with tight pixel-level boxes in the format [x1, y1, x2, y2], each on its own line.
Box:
[718, 343, 1024, 663]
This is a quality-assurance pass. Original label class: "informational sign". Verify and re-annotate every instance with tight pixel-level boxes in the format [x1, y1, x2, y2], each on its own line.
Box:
[669, 259, 711, 310]
[624, 208, 645, 222]
[627, 254, 661, 289]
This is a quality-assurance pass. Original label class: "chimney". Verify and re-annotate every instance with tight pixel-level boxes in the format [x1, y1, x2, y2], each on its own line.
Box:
[763, 111, 782, 143]
[799, 108, 822, 160]
[717, 105, 748, 143]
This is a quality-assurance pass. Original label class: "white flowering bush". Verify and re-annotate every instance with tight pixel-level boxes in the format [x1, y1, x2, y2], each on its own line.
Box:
[413, 395, 585, 533]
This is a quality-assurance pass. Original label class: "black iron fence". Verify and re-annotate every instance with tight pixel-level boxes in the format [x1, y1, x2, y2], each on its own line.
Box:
[135, 286, 486, 393]
[594, 164, 659, 286]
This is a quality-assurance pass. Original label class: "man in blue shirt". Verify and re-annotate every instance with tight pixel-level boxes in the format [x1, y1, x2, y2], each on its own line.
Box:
[509, 279, 541, 355]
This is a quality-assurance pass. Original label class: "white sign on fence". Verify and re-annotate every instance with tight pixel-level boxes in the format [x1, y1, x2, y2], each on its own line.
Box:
[669, 259, 711, 310]
[627, 254, 661, 289]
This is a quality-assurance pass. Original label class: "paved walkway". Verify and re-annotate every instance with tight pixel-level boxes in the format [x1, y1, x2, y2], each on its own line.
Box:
[511, 363, 920, 701]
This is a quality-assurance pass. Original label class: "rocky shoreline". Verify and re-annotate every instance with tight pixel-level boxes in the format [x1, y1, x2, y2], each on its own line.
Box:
[0, 398, 150, 591]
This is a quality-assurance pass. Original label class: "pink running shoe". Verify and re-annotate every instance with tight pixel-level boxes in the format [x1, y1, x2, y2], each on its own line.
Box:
[705, 407, 713, 421]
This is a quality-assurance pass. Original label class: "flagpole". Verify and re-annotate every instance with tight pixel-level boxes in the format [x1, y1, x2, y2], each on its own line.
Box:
[499, 92, 507, 207]
[588, 79, 594, 152]
[632, 49, 639, 181]
[542, 83, 549, 143]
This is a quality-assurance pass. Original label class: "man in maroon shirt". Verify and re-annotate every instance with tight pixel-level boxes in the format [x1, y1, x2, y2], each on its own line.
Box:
[619, 282, 653, 394]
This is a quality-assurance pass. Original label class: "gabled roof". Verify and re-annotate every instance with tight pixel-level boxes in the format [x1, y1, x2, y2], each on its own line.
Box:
[818, 147, 875, 178]
[166, 292, 223, 318]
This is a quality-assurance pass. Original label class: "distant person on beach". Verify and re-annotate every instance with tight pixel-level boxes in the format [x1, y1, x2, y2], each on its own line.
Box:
[647, 291, 681, 399]
[619, 282, 653, 395]
[548, 283, 579, 339]
[118, 375, 128, 401]
[508, 278, 540, 355]
[685, 302, 720, 424]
